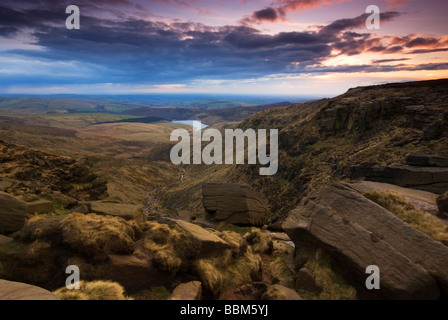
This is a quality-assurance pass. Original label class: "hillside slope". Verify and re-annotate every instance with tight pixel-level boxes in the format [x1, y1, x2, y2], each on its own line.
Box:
[160, 79, 448, 222]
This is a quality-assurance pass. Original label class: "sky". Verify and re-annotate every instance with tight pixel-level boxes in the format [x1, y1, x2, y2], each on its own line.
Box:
[0, 0, 447, 96]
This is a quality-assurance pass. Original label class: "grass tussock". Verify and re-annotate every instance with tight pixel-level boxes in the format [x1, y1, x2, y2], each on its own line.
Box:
[194, 248, 262, 297]
[143, 222, 262, 297]
[269, 257, 294, 285]
[365, 190, 448, 244]
[244, 228, 273, 255]
[295, 246, 357, 300]
[53, 280, 131, 300]
[15, 215, 63, 243]
[60, 213, 141, 260]
[143, 222, 186, 272]
[15, 213, 143, 261]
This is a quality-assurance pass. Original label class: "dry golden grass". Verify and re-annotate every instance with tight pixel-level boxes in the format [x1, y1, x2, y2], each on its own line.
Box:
[365, 190, 448, 244]
[16, 215, 63, 243]
[53, 280, 131, 300]
[269, 257, 294, 285]
[295, 247, 357, 300]
[194, 248, 262, 297]
[244, 228, 273, 255]
[143, 221, 262, 297]
[61, 213, 141, 261]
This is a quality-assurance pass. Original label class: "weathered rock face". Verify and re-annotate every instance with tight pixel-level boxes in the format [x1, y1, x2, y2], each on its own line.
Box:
[295, 268, 319, 292]
[406, 154, 448, 167]
[437, 192, 448, 218]
[283, 182, 448, 300]
[350, 165, 448, 194]
[106, 254, 173, 293]
[26, 199, 54, 215]
[89, 201, 140, 220]
[169, 281, 202, 300]
[0, 280, 60, 300]
[175, 219, 230, 257]
[202, 183, 269, 226]
[0, 191, 28, 234]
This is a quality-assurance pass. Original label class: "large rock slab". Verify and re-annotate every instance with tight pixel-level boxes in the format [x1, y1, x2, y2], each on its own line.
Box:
[107, 254, 172, 293]
[348, 181, 439, 215]
[202, 183, 268, 226]
[27, 199, 54, 214]
[90, 201, 140, 220]
[283, 183, 448, 300]
[406, 154, 448, 167]
[0, 280, 60, 300]
[175, 219, 230, 256]
[350, 165, 448, 194]
[169, 281, 202, 300]
[0, 191, 28, 234]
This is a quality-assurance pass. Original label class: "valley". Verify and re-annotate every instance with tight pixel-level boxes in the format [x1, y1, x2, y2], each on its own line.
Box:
[1, 79, 448, 300]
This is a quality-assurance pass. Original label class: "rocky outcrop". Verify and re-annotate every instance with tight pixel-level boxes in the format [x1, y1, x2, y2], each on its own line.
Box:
[107, 254, 172, 293]
[89, 201, 140, 220]
[0, 191, 28, 234]
[350, 165, 448, 194]
[26, 199, 54, 214]
[174, 219, 230, 257]
[202, 183, 268, 226]
[348, 181, 439, 216]
[283, 182, 448, 300]
[169, 281, 202, 300]
[295, 268, 319, 292]
[0, 280, 60, 300]
[1, 213, 262, 298]
[406, 154, 448, 167]
[437, 192, 448, 218]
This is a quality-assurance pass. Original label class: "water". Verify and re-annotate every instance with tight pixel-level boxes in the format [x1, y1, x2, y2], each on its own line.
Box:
[171, 120, 209, 131]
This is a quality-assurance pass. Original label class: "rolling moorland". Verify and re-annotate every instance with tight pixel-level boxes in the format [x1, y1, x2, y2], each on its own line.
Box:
[0, 79, 448, 300]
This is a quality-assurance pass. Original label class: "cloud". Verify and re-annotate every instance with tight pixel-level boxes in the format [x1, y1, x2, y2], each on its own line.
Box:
[243, 0, 352, 23]
[371, 58, 410, 63]
[0, 1, 446, 89]
[253, 7, 285, 22]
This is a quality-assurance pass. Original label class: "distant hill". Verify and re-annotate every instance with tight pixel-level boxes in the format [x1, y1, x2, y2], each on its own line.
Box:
[123, 102, 292, 125]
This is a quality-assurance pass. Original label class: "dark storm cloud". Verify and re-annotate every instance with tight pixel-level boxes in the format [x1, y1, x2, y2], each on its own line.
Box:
[253, 7, 283, 22]
[1, 1, 447, 87]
